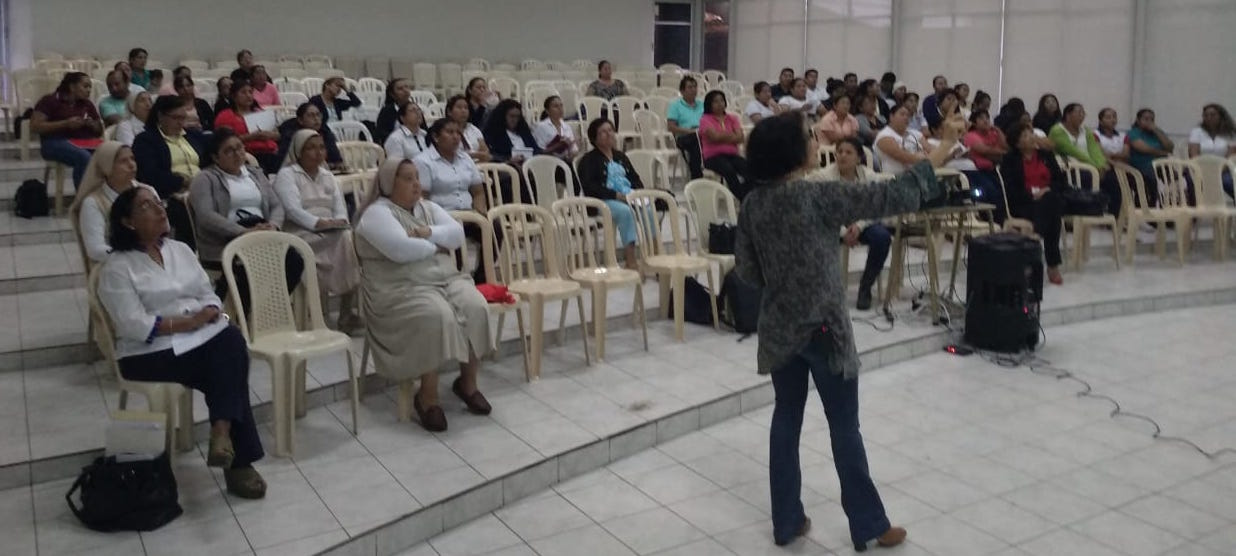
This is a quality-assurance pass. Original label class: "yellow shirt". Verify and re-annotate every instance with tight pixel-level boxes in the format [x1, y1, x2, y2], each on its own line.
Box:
[161, 129, 200, 182]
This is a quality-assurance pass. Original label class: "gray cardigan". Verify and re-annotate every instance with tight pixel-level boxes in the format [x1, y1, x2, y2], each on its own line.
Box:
[735, 160, 941, 378]
[188, 164, 286, 263]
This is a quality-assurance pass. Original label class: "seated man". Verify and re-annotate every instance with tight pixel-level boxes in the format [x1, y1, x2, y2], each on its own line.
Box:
[819, 138, 892, 310]
[666, 76, 705, 180]
[98, 70, 130, 126]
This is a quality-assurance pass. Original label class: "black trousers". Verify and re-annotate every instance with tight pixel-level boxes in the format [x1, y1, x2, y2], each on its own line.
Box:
[676, 133, 703, 180]
[460, 221, 502, 284]
[118, 326, 263, 468]
[1013, 191, 1064, 267]
[253, 152, 282, 177]
[704, 154, 749, 201]
[165, 197, 195, 251]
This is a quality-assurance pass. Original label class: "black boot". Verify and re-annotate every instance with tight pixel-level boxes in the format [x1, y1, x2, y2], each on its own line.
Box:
[856, 285, 874, 311]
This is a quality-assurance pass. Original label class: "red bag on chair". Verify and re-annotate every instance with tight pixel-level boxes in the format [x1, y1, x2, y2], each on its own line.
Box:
[476, 283, 516, 304]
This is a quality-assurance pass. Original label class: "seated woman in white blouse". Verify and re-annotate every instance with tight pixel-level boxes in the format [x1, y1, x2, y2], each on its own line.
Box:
[1188, 104, 1236, 198]
[745, 81, 785, 125]
[445, 95, 492, 163]
[354, 158, 493, 432]
[98, 186, 267, 498]
[413, 119, 495, 283]
[532, 95, 580, 161]
[382, 102, 429, 162]
[70, 141, 150, 265]
[114, 91, 152, 146]
[274, 129, 360, 328]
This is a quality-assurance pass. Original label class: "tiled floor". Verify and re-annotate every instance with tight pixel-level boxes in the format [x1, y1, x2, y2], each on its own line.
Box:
[401, 304, 1236, 556]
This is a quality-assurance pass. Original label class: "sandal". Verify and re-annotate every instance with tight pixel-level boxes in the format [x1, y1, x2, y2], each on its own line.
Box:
[223, 467, 267, 499]
[206, 432, 234, 469]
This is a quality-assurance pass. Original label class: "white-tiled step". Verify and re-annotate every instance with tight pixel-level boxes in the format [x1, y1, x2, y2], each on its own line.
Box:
[0, 213, 75, 246]
[0, 241, 86, 297]
[0, 160, 53, 183]
[0, 141, 40, 160]
[0, 180, 76, 213]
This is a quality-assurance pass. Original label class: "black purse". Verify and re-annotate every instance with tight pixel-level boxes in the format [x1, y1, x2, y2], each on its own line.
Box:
[235, 208, 268, 228]
[65, 452, 183, 532]
[708, 222, 737, 255]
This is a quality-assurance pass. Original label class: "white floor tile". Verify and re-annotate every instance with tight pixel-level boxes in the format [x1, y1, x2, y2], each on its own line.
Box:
[601, 506, 705, 555]
[430, 514, 523, 556]
[528, 524, 637, 556]
[1068, 510, 1185, 556]
[494, 492, 592, 542]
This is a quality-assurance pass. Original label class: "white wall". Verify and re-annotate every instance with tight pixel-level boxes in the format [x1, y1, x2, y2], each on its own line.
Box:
[22, 0, 655, 68]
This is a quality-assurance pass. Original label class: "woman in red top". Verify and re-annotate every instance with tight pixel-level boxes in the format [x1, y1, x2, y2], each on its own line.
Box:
[961, 110, 1008, 221]
[999, 121, 1067, 284]
[31, 72, 103, 188]
[214, 79, 281, 175]
[698, 90, 748, 200]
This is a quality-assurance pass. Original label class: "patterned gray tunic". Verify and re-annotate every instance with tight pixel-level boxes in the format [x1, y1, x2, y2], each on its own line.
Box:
[735, 160, 941, 378]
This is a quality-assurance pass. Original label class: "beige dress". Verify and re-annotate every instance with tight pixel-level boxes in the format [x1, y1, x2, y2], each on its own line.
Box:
[355, 198, 492, 380]
[276, 165, 360, 295]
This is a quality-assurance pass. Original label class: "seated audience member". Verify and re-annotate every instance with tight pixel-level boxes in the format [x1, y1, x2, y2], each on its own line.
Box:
[275, 103, 343, 170]
[128, 48, 151, 90]
[855, 95, 885, 147]
[1032, 94, 1062, 134]
[532, 95, 580, 161]
[971, 90, 992, 122]
[99, 186, 267, 499]
[383, 102, 430, 161]
[175, 75, 214, 132]
[189, 128, 303, 302]
[820, 137, 891, 310]
[236, 49, 254, 73]
[878, 72, 898, 113]
[843, 72, 859, 96]
[249, 65, 281, 108]
[274, 129, 360, 324]
[308, 77, 362, 124]
[214, 77, 234, 114]
[1126, 108, 1174, 207]
[920, 75, 948, 123]
[1049, 103, 1109, 170]
[586, 60, 629, 100]
[815, 94, 859, 147]
[875, 105, 930, 175]
[31, 72, 103, 188]
[994, 97, 1027, 133]
[353, 158, 494, 432]
[770, 68, 795, 100]
[148, 70, 165, 95]
[114, 61, 148, 96]
[466, 77, 500, 129]
[1000, 121, 1067, 285]
[778, 78, 820, 115]
[962, 110, 1008, 218]
[577, 118, 648, 270]
[99, 70, 131, 126]
[925, 89, 961, 135]
[804, 69, 824, 106]
[745, 81, 785, 124]
[133, 95, 205, 199]
[1188, 103, 1235, 198]
[482, 99, 541, 168]
[413, 119, 493, 282]
[820, 79, 845, 112]
[375, 78, 413, 144]
[955, 83, 971, 121]
[229, 67, 252, 84]
[214, 79, 282, 175]
[890, 80, 907, 108]
[114, 91, 151, 146]
[158, 66, 191, 96]
[445, 95, 492, 163]
[903, 93, 926, 134]
[857, 79, 885, 119]
[71, 142, 146, 263]
[699, 91, 748, 200]
[667, 76, 705, 179]
[1095, 108, 1129, 163]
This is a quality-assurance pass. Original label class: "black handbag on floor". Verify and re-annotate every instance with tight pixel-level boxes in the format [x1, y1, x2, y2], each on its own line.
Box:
[1060, 188, 1110, 216]
[14, 179, 49, 219]
[669, 276, 717, 326]
[65, 452, 182, 532]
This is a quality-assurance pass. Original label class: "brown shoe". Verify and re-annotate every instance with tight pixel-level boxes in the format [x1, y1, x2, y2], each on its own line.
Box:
[452, 378, 492, 415]
[854, 526, 906, 552]
[206, 431, 234, 469]
[413, 392, 448, 432]
[223, 467, 267, 499]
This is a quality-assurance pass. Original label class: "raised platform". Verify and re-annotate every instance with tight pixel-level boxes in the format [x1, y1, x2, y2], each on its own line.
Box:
[2, 259, 1235, 556]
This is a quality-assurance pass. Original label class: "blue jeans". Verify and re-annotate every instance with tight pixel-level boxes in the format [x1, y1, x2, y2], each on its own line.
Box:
[858, 224, 891, 289]
[40, 138, 92, 188]
[605, 199, 638, 246]
[770, 342, 889, 547]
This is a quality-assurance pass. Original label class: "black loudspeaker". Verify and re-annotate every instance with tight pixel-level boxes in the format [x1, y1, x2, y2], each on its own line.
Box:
[964, 233, 1044, 353]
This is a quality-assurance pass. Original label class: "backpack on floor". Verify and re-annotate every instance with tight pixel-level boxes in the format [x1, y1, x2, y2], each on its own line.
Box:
[14, 179, 49, 219]
[720, 271, 761, 338]
[668, 276, 716, 326]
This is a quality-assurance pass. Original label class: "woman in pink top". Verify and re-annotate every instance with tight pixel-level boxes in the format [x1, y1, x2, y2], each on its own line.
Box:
[814, 95, 859, 147]
[699, 90, 750, 199]
[249, 65, 281, 107]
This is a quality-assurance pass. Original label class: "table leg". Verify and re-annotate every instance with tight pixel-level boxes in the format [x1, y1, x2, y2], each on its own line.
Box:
[947, 212, 965, 300]
[924, 217, 941, 324]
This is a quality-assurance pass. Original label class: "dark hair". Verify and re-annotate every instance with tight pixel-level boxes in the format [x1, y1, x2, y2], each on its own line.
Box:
[969, 109, 990, 125]
[880, 72, 896, 85]
[678, 75, 697, 92]
[483, 98, 531, 139]
[426, 117, 458, 148]
[251, 65, 268, 79]
[384, 78, 410, 106]
[236, 49, 252, 64]
[1062, 103, 1084, 119]
[397, 101, 427, 130]
[323, 76, 345, 91]
[597, 60, 611, 71]
[445, 94, 469, 121]
[953, 82, 968, 94]
[1006, 121, 1036, 152]
[1097, 107, 1116, 123]
[296, 102, 320, 122]
[858, 78, 877, 95]
[890, 104, 911, 119]
[206, 127, 242, 165]
[746, 112, 811, 183]
[703, 90, 727, 114]
[149, 69, 164, 81]
[108, 187, 146, 252]
[779, 67, 795, 76]
[1004, 97, 1026, 114]
[843, 72, 857, 81]
[973, 90, 991, 108]
[936, 89, 959, 112]
[229, 67, 251, 82]
[753, 81, 771, 95]
[836, 136, 864, 158]
[856, 94, 877, 111]
[466, 77, 487, 98]
[1034, 93, 1061, 125]
[216, 76, 231, 92]
[1136, 108, 1155, 120]
[789, 78, 806, 91]
[229, 78, 259, 110]
[106, 69, 125, 83]
[147, 94, 186, 128]
[832, 94, 852, 111]
[804, 69, 818, 78]
[114, 61, 129, 71]
[586, 117, 612, 145]
[1202, 103, 1235, 136]
[127, 48, 147, 62]
[173, 66, 191, 78]
[54, 72, 90, 95]
[540, 95, 561, 120]
[173, 75, 194, 94]
[825, 80, 844, 96]
[932, 75, 947, 87]
[905, 91, 920, 103]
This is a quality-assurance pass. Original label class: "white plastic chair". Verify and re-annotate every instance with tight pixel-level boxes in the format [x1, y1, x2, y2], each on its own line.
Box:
[221, 232, 359, 457]
[478, 162, 524, 209]
[489, 76, 520, 101]
[1188, 155, 1236, 259]
[275, 78, 304, 95]
[1063, 161, 1121, 269]
[301, 77, 325, 95]
[338, 141, 386, 172]
[328, 120, 373, 142]
[625, 149, 670, 192]
[356, 77, 386, 94]
[1113, 162, 1190, 265]
[282, 91, 310, 107]
[579, 96, 609, 124]
[438, 63, 464, 95]
[522, 155, 576, 209]
[413, 63, 439, 96]
[409, 90, 438, 107]
[683, 179, 739, 275]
